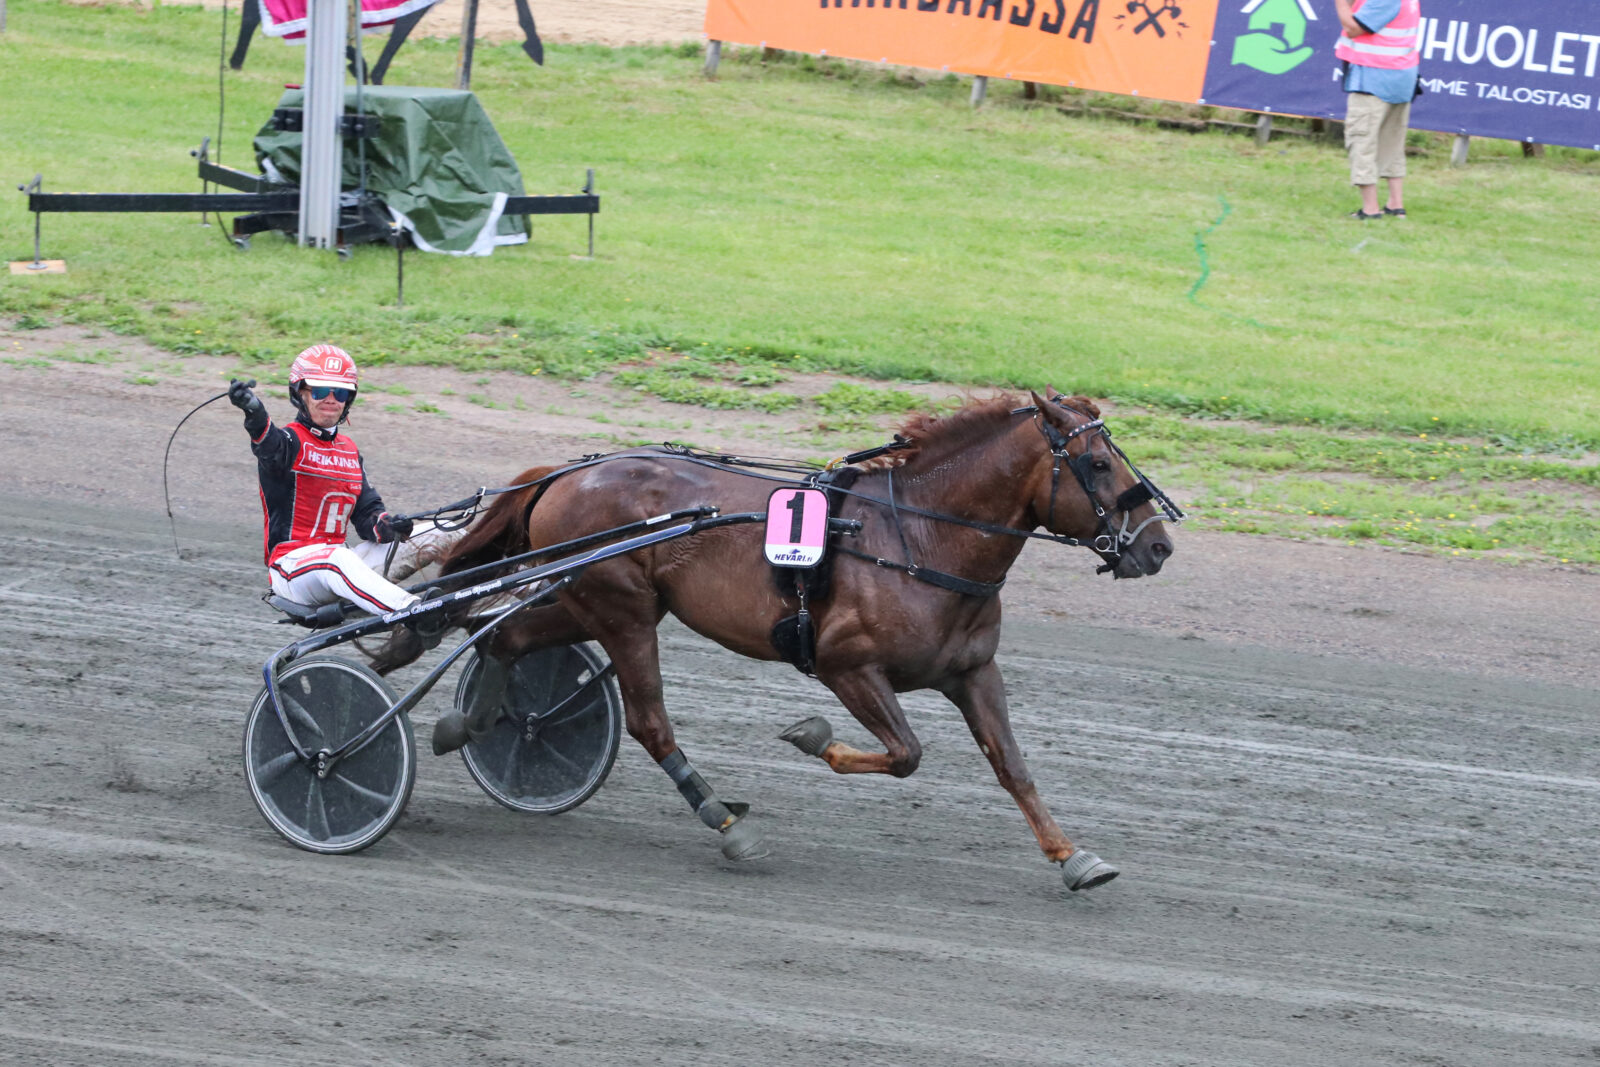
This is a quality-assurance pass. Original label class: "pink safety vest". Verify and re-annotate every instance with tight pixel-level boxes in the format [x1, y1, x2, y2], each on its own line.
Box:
[1335, 0, 1421, 70]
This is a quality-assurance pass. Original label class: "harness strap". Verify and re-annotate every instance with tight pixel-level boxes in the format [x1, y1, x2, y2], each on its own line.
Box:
[827, 483, 1106, 550]
[838, 434, 912, 466]
[835, 545, 1005, 598]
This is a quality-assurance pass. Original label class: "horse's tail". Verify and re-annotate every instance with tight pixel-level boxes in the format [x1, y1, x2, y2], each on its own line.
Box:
[366, 465, 557, 675]
[437, 464, 554, 576]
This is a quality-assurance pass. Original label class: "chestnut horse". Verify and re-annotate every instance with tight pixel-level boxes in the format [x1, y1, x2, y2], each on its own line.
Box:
[391, 391, 1177, 890]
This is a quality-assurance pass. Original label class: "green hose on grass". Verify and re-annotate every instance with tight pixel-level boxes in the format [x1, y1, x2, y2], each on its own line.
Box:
[1186, 195, 1280, 332]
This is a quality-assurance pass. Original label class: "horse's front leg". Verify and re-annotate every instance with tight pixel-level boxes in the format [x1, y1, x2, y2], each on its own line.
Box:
[782, 666, 922, 777]
[942, 660, 1119, 891]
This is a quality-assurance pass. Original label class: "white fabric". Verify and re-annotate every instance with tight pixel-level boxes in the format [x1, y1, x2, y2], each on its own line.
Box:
[388, 192, 529, 258]
[270, 540, 418, 615]
[267, 522, 462, 614]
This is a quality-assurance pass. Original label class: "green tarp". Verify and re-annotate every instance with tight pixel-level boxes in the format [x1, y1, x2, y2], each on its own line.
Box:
[254, 86, 529, 255]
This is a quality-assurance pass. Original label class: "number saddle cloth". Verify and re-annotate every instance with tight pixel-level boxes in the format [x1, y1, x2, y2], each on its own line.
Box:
[767, 467, 860, 676]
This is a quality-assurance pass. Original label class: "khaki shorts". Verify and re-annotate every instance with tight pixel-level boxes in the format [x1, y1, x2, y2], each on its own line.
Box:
[1344, 92, 1410, 186]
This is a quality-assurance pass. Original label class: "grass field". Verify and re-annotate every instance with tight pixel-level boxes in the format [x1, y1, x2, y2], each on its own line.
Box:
[3, 0, 1597, 561]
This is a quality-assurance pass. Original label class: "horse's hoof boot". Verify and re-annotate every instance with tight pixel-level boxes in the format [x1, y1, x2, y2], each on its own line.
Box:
[431, 711, 469, 756]
[779, 715, 834, 757]
[719, 816, 768, 862]
[1061, 850, 1119, 891]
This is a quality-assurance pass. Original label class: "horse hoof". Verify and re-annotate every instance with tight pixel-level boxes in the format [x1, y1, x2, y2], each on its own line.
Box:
[1061, 849, 1119, 891]
[431, 711, 468, 756]
[779, 715, 834, 757]
[719, 816, 768, 862]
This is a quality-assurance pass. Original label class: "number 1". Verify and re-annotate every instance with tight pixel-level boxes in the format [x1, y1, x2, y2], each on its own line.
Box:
[786, 493, 805, 543]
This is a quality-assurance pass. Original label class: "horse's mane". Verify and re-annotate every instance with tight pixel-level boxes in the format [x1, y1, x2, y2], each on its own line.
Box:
[858, 392, 1102, 470]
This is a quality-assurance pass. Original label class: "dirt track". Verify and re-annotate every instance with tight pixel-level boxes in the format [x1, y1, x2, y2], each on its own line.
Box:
[3, 340, 1600, 1064]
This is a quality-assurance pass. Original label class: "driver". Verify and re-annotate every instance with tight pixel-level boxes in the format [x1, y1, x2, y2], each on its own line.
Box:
[227, 344, 435, 616]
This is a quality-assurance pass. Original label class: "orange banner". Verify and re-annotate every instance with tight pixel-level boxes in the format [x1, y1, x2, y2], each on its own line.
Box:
[703, 0, 1218, 103]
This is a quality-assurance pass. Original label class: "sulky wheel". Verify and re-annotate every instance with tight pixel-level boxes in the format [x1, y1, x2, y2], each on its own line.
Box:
[455, 643, 623, 814]
[243, 656, 416, 854]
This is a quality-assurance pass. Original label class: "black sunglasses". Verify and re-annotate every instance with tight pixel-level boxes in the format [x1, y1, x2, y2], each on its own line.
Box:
[306, 386, 353, 402]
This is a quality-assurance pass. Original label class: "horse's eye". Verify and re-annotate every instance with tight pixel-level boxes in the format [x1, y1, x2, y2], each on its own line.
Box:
[1093, 459, 1111, 473]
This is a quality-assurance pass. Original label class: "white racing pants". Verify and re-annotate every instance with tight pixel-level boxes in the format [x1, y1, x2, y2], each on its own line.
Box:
[267, 524, 460, 615]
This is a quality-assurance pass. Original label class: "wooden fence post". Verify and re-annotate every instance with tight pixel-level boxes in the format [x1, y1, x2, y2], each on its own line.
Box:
[704, 39, 721, 78]
[970, 75, 988, 108]
[1450, 134, 1470, 167]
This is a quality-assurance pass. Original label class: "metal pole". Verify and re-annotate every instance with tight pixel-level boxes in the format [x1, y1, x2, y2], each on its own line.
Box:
[970, 75, 988, 108]
[1254, 113, 1273, 146]
[704, 39, 721, 77]
[1450, 134, 1470, 167]
[455, 0, 479, 90]
[298, 0, 348, 248]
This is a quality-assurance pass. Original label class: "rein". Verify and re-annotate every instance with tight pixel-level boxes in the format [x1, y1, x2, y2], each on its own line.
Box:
[412, 398, 1182, 596]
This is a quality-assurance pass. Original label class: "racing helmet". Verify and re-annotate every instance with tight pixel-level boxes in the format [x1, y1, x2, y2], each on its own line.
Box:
[288, 344, 359, 420]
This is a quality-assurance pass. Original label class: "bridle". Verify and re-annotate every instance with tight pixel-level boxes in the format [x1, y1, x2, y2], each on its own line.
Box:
[822, 397, 1185, 591]
[1029, 394, 1186, 572]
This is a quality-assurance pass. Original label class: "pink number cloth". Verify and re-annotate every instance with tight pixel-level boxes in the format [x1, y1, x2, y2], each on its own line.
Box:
[764, 488, 829, 568]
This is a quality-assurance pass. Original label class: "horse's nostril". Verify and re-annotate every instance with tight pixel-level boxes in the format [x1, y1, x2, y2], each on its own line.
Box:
[1151, 540, 1172, 558]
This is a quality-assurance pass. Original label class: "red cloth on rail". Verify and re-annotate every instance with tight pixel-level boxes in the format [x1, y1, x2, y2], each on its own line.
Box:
[258, 0, 444, 41]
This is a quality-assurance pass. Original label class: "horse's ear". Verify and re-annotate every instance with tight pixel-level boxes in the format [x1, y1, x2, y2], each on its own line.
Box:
[1067, 395, 1102, 419]
[1028, 389, 1052, 413]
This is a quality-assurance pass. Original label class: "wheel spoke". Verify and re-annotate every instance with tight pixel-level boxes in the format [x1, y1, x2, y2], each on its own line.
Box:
[305, 780, 331, 841]
[529, 654, 560, 712]
[254, 750, 302, 786]
[498, 729, 524, 784]
[279, 689, 325, 741]
[331, 770, 396, 809]
[538, 694, 602, 731]
[536, 735, 585, 779]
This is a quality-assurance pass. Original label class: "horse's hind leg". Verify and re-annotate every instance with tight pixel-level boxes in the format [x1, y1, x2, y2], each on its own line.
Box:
[562, 593, 766, 861]
[430, 600, 592, 755]
[942, 660, 1119, 891]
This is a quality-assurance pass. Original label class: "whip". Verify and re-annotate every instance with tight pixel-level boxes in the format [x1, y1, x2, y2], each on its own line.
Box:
[163, 379, 253, 560]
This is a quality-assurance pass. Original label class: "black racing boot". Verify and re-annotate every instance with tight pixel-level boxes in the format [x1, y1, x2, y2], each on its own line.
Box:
[431, 653, 510, 755]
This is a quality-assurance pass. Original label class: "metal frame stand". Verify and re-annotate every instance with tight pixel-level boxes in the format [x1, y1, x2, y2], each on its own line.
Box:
[299, 0, 348, 249]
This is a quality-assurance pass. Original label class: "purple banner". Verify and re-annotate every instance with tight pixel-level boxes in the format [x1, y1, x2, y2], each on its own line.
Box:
[1200, 0, 1600, 150]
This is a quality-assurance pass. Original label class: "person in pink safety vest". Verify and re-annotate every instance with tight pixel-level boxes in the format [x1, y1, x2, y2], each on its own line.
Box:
[1333, 0, 1421, 219]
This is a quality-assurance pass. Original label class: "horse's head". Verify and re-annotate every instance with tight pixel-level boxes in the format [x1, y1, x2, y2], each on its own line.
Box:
[1026, 390, 1179, 579]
